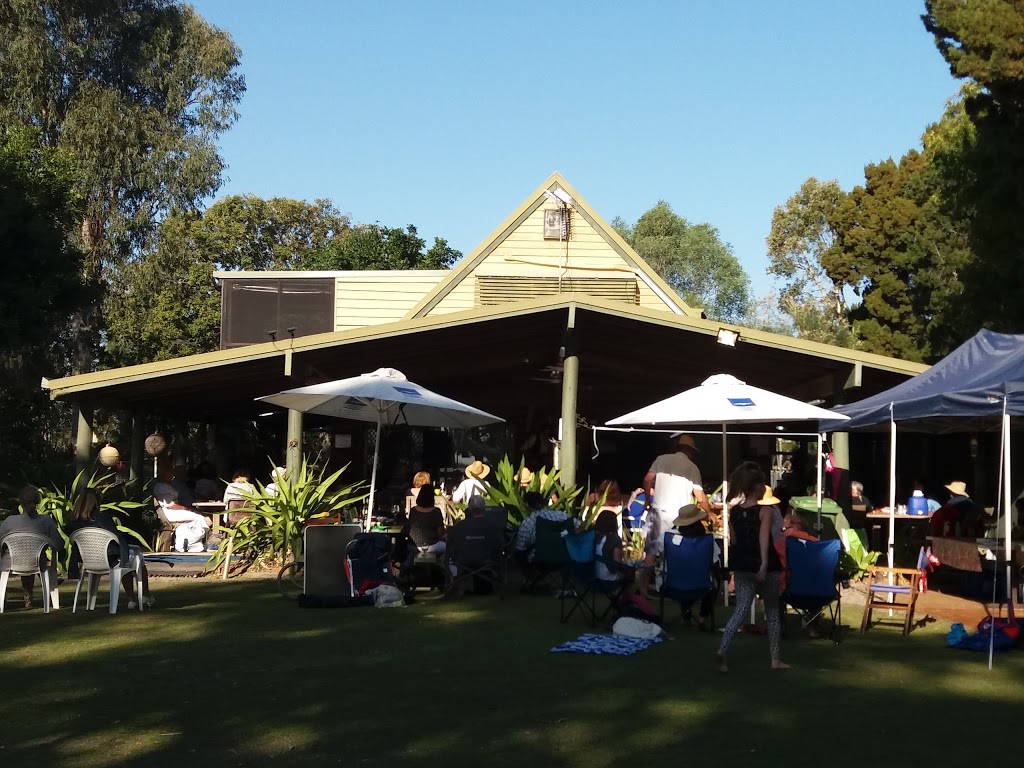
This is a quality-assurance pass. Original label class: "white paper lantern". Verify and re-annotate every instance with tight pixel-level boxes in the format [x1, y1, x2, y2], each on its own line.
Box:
[98, 444, 120, 467]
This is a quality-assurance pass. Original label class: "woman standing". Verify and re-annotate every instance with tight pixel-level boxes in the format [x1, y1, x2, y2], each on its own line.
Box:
[716, 462, 788, 672]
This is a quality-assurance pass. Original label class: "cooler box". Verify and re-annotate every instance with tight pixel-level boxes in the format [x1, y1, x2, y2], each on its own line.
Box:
[907, 495, 930, 516]
[788, 496, 844, 539]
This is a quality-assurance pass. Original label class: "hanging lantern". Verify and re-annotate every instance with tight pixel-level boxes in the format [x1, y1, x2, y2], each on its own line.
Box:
[145, 433, 167, 457]
[98, 444, 120, 468]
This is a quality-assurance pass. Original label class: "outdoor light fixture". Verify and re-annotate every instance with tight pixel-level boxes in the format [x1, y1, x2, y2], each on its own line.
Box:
[286, 327, 297, 338]
[267, 329, 278, 341]
[717, 328, 739, 347]
[543, 188, 574, 206]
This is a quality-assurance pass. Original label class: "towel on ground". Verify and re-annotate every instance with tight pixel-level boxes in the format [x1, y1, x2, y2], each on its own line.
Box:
[550, 633, 663, 656]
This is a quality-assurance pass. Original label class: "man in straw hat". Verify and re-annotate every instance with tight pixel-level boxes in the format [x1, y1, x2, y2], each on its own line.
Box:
[452, 460, 491, 503]
[639, 435, 717, 588]
[930, 480, 983, 538]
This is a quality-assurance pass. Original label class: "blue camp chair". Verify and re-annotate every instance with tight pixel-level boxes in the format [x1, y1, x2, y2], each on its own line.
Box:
[559, 530, 627, 625]
[659, 533, 718, 628]
[783, 538, 843, 642]
[623, 492, 648, 530]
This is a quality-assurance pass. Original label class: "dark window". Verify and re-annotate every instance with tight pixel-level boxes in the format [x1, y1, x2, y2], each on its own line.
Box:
[221, 277, 335, 348]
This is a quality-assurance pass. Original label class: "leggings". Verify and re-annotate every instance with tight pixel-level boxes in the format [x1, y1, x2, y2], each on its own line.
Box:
[718, 571, 782, 663]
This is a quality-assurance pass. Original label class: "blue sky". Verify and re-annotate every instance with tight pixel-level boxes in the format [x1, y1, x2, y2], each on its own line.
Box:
[190, 0, 959, 287]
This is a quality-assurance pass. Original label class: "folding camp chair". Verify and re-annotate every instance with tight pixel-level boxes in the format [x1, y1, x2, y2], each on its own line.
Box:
[623, 492, 648, 530]
[445, 518, 507, 599]
[782, 538, 843, 642]
[559, 530, 627, 625]
[520, 516, 572, 593]
[860, 556, 923, 637]
[659, 533, 718, 628]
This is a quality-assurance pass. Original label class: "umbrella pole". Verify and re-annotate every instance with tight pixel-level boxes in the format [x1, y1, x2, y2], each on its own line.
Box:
[722, 423, 730, 608]
[366, 416, 383, 532]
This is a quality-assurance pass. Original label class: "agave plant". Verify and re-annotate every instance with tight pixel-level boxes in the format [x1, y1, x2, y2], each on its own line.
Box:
[208, 457, 366, 571]
[37, 470, 150, 572]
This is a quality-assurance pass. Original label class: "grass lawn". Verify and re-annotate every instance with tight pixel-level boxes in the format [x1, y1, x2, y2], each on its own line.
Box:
[1, 576, 1021, 768]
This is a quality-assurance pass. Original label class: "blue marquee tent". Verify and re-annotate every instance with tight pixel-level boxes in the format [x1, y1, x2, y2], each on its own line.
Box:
[820, 330, 1021, 632]
[821, 329, 1024, 433]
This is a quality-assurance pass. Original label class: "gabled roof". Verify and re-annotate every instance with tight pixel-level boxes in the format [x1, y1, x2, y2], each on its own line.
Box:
[405, 173, 701, 319]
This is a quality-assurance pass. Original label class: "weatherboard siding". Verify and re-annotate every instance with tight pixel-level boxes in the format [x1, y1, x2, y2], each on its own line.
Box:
[334, 273, 444, 331]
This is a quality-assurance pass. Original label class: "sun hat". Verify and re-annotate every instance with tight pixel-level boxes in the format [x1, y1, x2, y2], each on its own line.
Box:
[758, 486, 781, 505]
[945, 481, 969, 496]
[271, 467, 287, 483]
[673, 503, 707, 528]
[465, 460, 490, 480]
[676, 434, 698, 452]
[516, 467, 534, 485]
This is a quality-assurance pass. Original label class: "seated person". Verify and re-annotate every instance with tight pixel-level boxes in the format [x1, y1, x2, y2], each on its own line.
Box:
[154, 486, 211, 552]
[850, 480, 872, 511]
[513, 491, 573, 562]
[930, 481, 982, 538]
[774, 513, 823, 636]
[587, 479, 623, 508]
[409, 471, 431, 501]
[406, 486, 446, 556]
[594, 509, 634, 592]
[0, 485, 64, 610]
[67, 488, 153, 609]
[447, 496, 505, 589]
[774, 513, 819, 592]
[265, 466, 287, 497]
[223, 469, 255, 508]
[669, 503, 717, 630]
[153, 463, 195, 508]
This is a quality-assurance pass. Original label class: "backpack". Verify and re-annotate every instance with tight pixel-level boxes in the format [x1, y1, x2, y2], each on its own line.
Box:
[344, 533, 395, 596]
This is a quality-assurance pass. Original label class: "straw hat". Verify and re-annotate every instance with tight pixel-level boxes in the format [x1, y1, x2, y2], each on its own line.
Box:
[673, 503, 707, 528]
[759, 486, 781, 505]
[676, 434, 698, 452]
[516, 467, 534, 485]
[945, 481, 969, 497]
[465, 460, 490, 480]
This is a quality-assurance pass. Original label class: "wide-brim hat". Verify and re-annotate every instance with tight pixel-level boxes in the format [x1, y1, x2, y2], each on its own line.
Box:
[516, 467, 534, 485]
[676, 434, 699, 452]
[673, 503, 707, 528]
[759, 486, 781, 505]
[466, 460, 490, 480]
[945, 481, 968, 496]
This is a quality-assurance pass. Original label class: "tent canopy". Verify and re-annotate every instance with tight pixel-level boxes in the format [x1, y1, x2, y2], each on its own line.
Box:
[821, 330, 1024, 433]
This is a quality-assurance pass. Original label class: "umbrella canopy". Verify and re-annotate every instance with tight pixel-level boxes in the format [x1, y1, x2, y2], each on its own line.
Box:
[257, 368, 503, 529]
[606, 374, 847, 426]
[605, 374, 848, 590]
[257, 367, 502, 428]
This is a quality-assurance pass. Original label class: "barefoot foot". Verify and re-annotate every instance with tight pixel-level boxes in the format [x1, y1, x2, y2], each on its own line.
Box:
[715, 653, 728, 672]
[771, 660, 791, 670]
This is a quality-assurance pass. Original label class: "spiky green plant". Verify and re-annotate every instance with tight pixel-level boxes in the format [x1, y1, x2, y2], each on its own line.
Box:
[36, 470, 150, 572]
[208, 458, 366, 571]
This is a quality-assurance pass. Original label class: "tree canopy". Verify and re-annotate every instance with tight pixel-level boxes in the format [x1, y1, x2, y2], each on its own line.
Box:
[614, 202, 751, 323]
[308, 224, 460, 271]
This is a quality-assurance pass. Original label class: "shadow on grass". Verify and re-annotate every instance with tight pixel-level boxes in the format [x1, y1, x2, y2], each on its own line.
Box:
[1, 579, 1023, 768]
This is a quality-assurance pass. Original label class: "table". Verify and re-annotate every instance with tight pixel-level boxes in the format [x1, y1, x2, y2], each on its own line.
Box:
[194, 501, 227, 531]
[866, 511, 932, 554]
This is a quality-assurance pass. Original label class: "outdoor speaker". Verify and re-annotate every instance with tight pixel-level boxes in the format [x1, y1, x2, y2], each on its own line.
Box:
[303, 524, 362, 597]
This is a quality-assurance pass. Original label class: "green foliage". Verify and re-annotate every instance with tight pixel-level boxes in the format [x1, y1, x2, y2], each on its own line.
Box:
[483, 456, 605, 530]
[208, 458, 366, 571]
[921, 3, 1024, 347]
[307, 223, 461, 271]
[37, 471, 150, 572]
[614, 202, 751, 322]
[0, 0, 245, 270]
[104, 195, 350, 364]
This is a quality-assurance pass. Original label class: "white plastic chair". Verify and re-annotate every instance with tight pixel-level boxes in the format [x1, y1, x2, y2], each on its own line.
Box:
[0, 531, 60, 613]
[69, 528, 144, 614]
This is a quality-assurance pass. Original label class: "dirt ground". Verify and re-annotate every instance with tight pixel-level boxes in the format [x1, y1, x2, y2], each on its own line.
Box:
[843, 578, 997, 628]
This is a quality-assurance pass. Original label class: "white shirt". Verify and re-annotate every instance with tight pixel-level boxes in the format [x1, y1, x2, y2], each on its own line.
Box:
[452, 477, 487, 503]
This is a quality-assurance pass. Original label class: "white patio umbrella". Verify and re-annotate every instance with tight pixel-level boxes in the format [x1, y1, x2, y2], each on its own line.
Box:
[606, 374, 849, 573]
[257, 368, 503, 530]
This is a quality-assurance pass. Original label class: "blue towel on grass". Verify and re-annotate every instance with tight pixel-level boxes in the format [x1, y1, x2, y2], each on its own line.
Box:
[551, 633, 663, 656]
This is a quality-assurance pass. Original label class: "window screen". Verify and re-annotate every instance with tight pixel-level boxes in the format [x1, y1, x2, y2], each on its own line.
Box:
[221, 278, 335, 348]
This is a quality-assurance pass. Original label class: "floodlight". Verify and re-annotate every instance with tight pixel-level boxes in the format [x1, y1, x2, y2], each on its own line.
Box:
[716, 328, 739, 347]
[552, 188, 574, 205]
